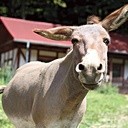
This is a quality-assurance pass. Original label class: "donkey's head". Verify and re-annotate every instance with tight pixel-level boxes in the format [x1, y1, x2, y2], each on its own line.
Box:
[34, 4, 128, 90]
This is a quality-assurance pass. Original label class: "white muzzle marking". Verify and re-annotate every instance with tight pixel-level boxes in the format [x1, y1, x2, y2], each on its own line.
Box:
[75, 49, 101, 73]
[75, 49, 105, 86]
[82, 49, 100, 68]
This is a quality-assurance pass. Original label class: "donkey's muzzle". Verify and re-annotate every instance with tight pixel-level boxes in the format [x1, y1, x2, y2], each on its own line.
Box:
[76, 63, 103, 73]
[76, 62, 105, 87]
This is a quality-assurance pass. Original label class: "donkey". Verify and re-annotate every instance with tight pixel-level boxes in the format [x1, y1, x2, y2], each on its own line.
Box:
[0, 4, 128, 128]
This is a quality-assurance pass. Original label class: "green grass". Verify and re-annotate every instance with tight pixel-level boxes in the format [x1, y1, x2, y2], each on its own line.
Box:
[0, 86, 128, 128]
[80, 91, 128, 128]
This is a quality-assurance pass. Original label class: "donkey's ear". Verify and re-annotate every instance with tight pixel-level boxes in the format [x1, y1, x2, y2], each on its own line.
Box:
[34, 26, 77, 40]
[101, 4, 128, 31]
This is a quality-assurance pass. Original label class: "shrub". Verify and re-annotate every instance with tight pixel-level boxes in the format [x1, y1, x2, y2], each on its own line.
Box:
[0, 67, 13, 84]
[96, 83, 119, 94]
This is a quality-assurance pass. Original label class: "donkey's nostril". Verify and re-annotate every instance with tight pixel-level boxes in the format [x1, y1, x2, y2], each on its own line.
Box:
[78, 64, 85, 71]
[97, 64, 102, 70]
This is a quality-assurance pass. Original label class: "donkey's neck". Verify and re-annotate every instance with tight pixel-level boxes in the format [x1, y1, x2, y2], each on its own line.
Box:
[62, 50, 88, 102]
[58, 51, 88, 119]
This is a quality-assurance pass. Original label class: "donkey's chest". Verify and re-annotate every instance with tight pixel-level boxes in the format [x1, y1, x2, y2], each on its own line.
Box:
[45, 105, 81, 128]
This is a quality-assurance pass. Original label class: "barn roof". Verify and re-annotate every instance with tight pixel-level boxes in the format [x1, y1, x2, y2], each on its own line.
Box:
[109, 33, 128, 54]
[0, 16, 70, 48]
[0, 16, 128, 54]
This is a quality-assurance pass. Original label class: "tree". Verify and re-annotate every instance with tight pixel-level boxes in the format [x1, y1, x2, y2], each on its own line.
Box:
[0, 0, 128, 33]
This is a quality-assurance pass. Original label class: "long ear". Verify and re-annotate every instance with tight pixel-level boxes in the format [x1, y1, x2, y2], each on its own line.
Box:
[34, 26, 77, 40]
[101, 4, 128, 31]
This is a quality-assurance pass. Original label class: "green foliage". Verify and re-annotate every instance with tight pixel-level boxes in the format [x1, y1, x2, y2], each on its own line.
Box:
[96, 83, 119, 94]
[53, 0, 66, 7]
[0, 67, 13, 85]
[0, 0, 128, 34]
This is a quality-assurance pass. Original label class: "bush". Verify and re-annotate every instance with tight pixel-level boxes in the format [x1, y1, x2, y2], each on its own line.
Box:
[0, 67, 13, 84]
[96, 83, 119, 94]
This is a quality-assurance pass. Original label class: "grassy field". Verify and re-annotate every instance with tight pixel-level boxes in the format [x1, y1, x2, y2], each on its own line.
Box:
[0, 86, 128, 128]
[80, 91, 128, 128]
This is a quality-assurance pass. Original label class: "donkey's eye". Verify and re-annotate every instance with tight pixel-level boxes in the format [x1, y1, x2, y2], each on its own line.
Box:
[103, 38, 109, 45]
[71, 38, 79, 45]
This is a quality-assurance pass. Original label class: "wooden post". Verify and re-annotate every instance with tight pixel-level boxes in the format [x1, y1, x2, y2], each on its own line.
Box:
[122, 59, 125, 86]
[26, 42, 30, 63]
[109, 58, 113, 83]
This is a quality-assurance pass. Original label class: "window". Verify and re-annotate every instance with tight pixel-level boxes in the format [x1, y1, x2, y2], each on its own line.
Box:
[113, 63, 122, 78]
